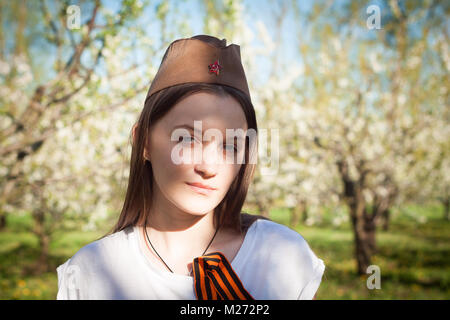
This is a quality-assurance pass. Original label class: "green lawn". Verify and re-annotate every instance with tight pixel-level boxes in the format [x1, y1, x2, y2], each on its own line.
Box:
[269, 204, 450, 299]
[0, 204, 449, 299]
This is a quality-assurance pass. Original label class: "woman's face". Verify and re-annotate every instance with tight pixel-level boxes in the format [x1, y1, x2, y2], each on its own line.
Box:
[143, 91, 248, 216]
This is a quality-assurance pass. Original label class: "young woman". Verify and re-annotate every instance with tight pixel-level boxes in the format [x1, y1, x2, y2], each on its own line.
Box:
[56, 35, 325, 300]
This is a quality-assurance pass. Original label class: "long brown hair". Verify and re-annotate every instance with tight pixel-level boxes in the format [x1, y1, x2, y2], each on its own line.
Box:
[101, 35, 270, 239]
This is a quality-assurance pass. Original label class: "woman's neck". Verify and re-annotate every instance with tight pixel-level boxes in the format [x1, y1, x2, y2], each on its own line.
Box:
[143, 205, 219, 259]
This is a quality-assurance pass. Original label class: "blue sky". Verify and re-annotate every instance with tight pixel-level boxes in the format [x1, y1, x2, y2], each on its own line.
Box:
[15, 0, 438, 96]
[99, 0, 315, 89]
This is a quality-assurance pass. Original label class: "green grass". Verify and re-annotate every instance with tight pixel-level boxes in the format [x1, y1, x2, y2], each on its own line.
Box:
[0, 213, 105, 300]
[0, 204, 449, 299]
[268, 204, 450, 299]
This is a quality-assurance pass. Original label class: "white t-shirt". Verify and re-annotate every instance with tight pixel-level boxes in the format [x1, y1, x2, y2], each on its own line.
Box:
[56, 218, 325, 300]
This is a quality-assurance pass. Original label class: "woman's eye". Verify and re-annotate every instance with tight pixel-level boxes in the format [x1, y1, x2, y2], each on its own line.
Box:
[177, 136, 237, 152]
[178, 136, 195, 144]
[224, 144, 237, 152]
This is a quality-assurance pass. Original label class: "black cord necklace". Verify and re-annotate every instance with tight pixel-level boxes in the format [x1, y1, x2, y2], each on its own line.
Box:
[143, 220, 220, 275]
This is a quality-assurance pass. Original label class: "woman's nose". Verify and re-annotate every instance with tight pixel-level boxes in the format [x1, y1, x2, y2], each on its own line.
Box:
[193, 142, 220, 177]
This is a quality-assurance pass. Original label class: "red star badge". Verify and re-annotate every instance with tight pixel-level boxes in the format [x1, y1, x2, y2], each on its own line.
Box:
[208, 59, 222, 76]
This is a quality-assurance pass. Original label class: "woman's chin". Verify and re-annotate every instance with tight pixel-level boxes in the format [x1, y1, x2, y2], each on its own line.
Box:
[174, 201, 217, 217]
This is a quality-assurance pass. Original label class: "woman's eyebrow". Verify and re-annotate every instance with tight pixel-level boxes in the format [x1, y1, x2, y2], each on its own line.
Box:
[172, 124, 200, 133]
[172, 124, 245, 140]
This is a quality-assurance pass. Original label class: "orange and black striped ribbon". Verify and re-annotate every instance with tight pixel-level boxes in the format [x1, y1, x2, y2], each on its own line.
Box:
[192, 251, 254, 300]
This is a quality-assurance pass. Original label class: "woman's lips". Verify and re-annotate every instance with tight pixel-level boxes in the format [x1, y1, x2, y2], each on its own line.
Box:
[186, 182, 216, 195]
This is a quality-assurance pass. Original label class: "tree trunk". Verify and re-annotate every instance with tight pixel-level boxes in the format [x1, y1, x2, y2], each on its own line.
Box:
[351, 214, 372, 275]
[36, 233, 50, 274]
[336, 158, 375, 275]
[289, 199, 307, 227]
[443, 198, 449, 221]
[29, 208, 50, 275]
[301, 200, 308, 223]
[0, 212, 6, 231]
[380, 208, 390, 231]
[349, 206, 377, 275]
[364, 213, 377, 255]
[289, 207, 300, 228]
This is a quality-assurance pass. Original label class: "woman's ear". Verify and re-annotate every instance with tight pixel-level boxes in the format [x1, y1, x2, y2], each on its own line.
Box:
[132, 123, 150, 160]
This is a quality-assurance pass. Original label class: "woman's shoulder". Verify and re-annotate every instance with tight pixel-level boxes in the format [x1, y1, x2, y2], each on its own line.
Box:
[252, 218, 325, 274]
[55, 227, 134, 299]
[243, 213, 306, 241]
[249, 218, 326, 299]
[57, 226, 134, 272]
[253, 218, 307, 244]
